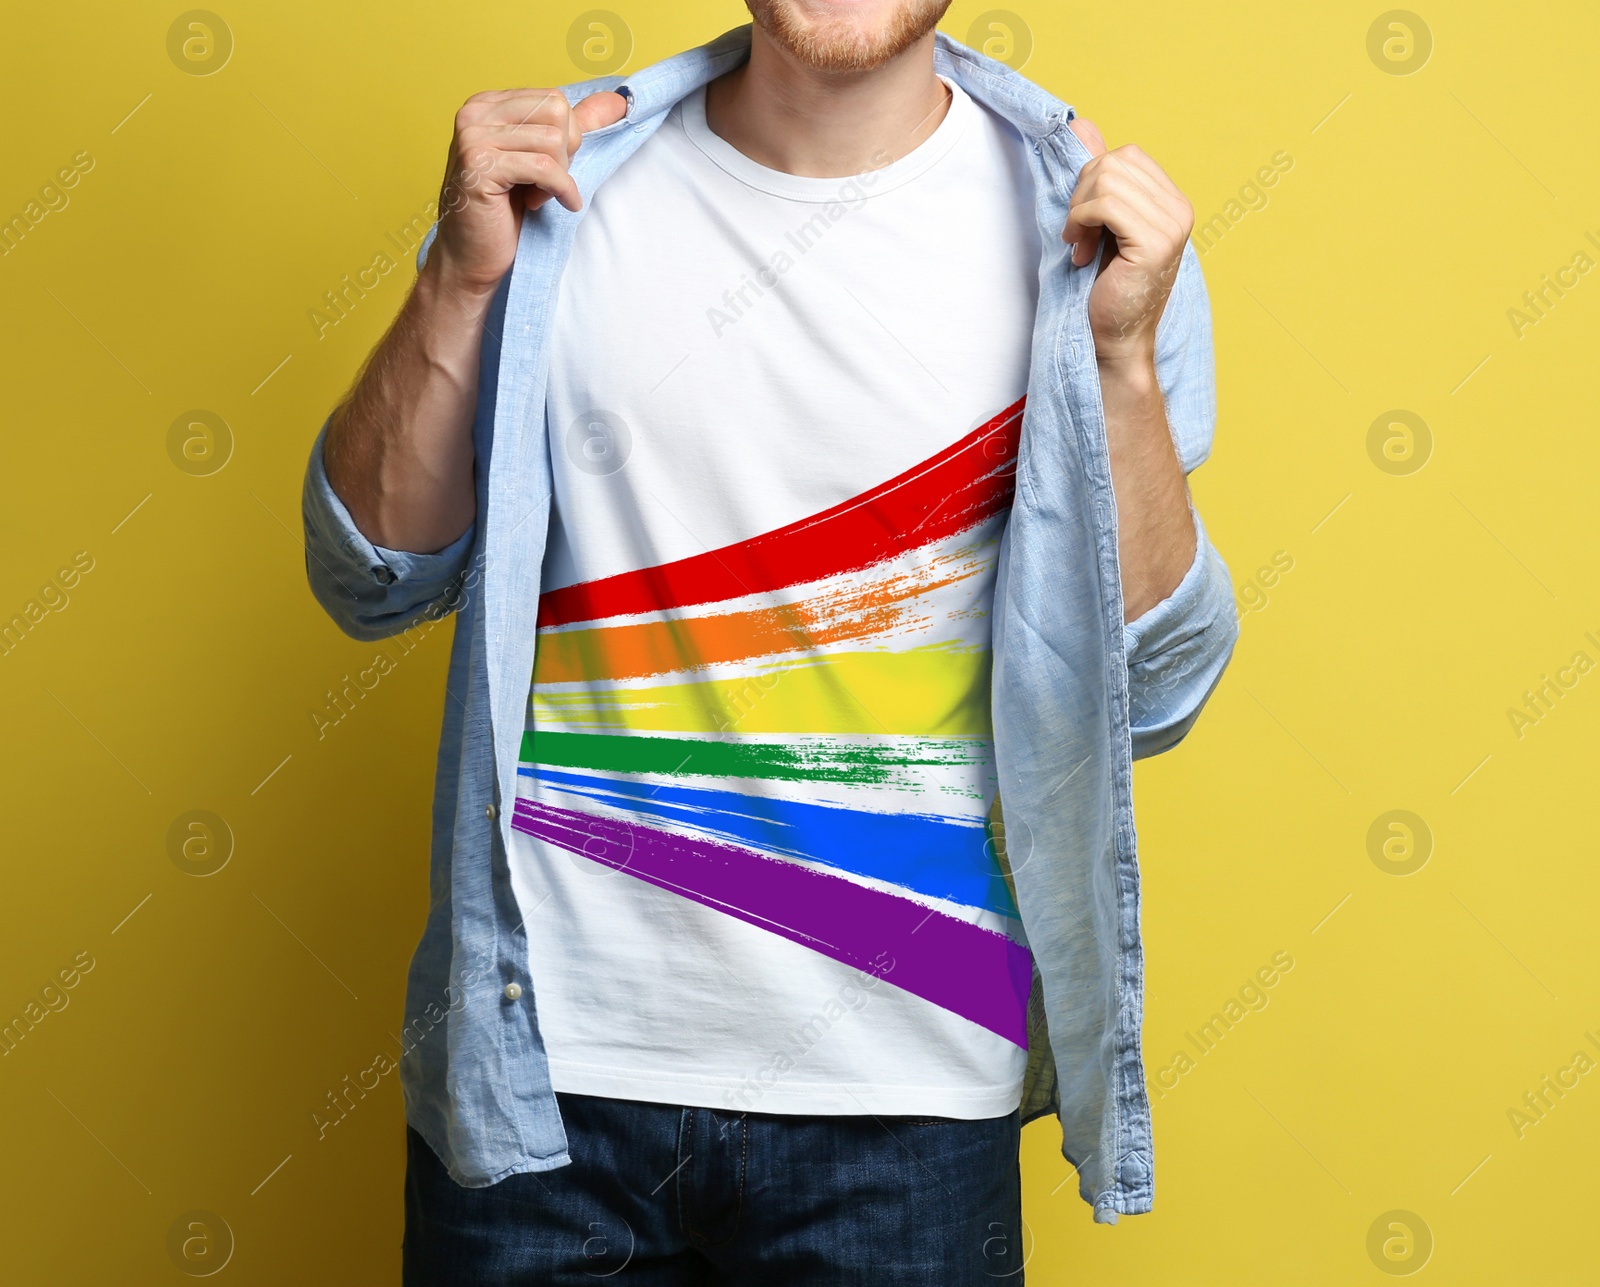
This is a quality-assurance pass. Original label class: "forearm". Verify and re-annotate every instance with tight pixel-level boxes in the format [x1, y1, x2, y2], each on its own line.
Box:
[1099, 354, 1197, 623]
[322, 256, 497, 554]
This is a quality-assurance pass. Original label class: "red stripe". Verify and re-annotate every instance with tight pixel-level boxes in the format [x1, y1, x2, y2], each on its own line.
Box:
[537, 397, 1026, 628]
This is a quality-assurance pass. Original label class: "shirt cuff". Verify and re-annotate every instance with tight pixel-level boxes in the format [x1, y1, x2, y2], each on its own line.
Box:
[1121, 501, 1228, 665]
[301, 417, 475, 639]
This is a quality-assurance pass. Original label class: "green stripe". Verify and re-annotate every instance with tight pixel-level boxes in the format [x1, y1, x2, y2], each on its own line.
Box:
[521, 728, 987, 787]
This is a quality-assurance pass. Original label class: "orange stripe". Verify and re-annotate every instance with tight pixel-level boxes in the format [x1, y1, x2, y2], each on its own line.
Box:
[534, 531, 999, 686]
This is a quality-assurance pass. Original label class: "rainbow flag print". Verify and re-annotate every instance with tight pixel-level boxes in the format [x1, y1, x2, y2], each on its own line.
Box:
[513, 398, 1034, 1048]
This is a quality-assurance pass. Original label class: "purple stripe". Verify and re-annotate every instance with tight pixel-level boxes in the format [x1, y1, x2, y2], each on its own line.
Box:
[512, 798, 1031, 1048]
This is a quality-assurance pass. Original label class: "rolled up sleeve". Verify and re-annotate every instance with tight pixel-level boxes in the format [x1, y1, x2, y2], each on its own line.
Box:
[1119, 241, 1239, 759]
[1122, 503, 1238, 758]
[300, 417, 474, 641]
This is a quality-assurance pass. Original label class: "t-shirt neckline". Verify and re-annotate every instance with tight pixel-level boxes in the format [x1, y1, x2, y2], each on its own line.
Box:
[679, 75, 974, 204]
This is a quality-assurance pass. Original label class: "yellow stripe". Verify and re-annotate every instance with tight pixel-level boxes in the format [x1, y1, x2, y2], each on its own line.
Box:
[531, 643, 993, 737]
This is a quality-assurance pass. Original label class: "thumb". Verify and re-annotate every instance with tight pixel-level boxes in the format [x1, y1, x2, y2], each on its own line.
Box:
[1063, 115, 1109, 265]
[1068, 115, 1107, 158]
[571, 90, 628, 149]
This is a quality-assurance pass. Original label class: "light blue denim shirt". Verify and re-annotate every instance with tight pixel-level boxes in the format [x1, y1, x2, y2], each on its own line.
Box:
[301, 25, 1237, 1223]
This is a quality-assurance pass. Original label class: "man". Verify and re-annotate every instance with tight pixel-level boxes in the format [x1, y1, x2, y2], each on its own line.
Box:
[303, 1, 1237, 1281]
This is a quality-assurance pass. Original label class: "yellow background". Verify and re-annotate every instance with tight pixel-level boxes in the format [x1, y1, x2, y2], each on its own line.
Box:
[2, 1, 1595, 1281]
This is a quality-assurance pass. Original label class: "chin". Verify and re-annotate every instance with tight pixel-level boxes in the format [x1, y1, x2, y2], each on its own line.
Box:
[746, 0, 953, 72]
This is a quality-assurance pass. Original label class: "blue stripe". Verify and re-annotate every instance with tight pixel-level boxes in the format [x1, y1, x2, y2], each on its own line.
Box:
[517, 765, 1018, 919]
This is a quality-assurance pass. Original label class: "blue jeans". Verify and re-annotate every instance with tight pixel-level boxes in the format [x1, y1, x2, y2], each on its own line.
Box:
[403, 1091, 1024, 1284]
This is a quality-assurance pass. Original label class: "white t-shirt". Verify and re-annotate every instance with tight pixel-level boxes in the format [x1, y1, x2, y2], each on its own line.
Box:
[508, 77, 1043, 1117]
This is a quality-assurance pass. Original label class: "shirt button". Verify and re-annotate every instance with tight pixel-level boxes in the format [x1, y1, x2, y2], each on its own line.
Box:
[485, 803, 497, 821]
[503, 982, 522, 1001]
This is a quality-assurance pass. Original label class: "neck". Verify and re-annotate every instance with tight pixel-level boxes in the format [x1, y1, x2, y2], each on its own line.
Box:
[703, 26, 950, 177]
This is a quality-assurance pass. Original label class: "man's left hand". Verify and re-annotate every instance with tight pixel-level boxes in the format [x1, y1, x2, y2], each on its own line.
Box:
[1062, 118, 1194, 369]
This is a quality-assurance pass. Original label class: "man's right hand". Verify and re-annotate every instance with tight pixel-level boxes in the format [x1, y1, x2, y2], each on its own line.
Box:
[430, 88, 629, 295]
[322, 87, 626, 554]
